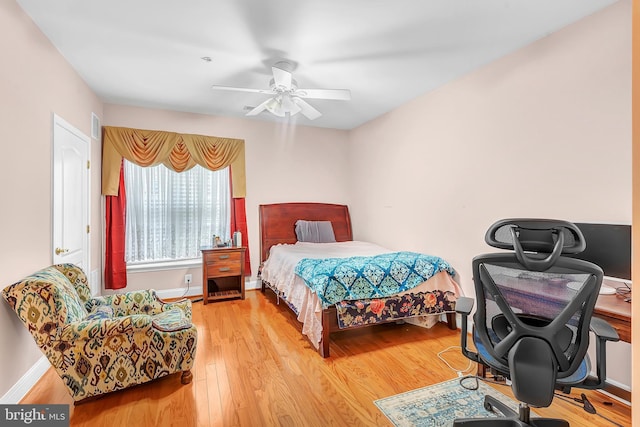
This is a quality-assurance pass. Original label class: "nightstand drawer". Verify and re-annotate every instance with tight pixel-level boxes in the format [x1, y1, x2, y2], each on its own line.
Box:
[204, 251, 242, 264]
[205, 261, 241, 278]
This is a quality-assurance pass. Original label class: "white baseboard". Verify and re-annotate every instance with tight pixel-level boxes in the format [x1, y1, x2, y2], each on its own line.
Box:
[0, 356, 50, 404]
[156, 280, 260, 300]
[246, 279, 259, 290]
[603, 377, 631, 393]
[598, 379, 631, 406]
[155, 287, 203, 300]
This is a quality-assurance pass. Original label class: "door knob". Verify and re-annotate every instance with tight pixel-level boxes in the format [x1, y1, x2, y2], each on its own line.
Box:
[55, 247, 69, 255]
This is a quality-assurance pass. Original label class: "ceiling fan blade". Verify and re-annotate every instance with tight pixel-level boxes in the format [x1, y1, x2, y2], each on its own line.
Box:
[294, 88, 351, 101]
[293, 98, 322, 120]
[245, 97, 274, 116]
[272, 65, 292, 89]
[282, 95, 302, 116]
[211, 85, 273, 95]
[289, 103, 302, 116]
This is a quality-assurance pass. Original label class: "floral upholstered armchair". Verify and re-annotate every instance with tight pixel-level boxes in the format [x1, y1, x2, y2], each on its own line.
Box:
[2, 264, 197, 402]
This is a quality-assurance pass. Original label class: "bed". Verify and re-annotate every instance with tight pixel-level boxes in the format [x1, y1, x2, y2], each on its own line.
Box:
[258, 202, 460, 357]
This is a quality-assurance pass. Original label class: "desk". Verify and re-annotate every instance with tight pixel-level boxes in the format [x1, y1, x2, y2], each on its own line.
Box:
[594, 280, 631, 343]
[595, 281, 632, 401]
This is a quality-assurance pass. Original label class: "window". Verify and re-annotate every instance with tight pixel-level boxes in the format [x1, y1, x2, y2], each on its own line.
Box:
[124, 161, 230, 264]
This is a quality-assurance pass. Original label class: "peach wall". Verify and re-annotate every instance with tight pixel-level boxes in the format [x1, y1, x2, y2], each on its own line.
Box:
[0, 1, 103, 399]
[349, 0, 631, 295]
[102, 105, 350, 292]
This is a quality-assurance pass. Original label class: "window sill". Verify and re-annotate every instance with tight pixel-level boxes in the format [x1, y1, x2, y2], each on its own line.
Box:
[127, 258, 202, 273]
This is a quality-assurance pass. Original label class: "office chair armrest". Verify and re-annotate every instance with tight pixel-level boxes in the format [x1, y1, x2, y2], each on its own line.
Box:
[455, 296, 474, 315]
[455, 297, 479, 363]
[590, 317, 619, 342]
[580, 316, 620, 389]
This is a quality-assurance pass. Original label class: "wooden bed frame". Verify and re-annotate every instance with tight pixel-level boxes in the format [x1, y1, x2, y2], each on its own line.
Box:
[258, 202, 456, 358]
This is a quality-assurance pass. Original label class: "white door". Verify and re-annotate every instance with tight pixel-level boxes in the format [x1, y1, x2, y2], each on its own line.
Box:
[52, 115, 90, 271]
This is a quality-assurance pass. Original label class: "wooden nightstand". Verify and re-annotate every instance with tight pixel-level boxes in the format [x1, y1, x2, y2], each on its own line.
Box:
[201, 246, 246, 304]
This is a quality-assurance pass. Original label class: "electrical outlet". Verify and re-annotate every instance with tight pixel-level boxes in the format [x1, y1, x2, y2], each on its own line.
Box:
[184, 274, 192, 285]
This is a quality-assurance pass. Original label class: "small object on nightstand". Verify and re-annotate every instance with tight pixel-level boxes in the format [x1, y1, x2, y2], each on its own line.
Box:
[233, 231, 242, 247]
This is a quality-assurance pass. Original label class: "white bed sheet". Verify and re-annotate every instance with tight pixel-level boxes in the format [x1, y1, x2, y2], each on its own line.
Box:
[260, 241, 461, 349]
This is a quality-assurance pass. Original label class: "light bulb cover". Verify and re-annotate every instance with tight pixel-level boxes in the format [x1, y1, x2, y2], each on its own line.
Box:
[265, 96, 286, 117]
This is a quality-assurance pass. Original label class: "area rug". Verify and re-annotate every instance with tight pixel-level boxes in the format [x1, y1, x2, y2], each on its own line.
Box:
[375, 377, 528, 426]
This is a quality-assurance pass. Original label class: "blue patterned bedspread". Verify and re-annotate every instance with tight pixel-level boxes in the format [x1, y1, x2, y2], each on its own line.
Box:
[294, 252, 455, 307]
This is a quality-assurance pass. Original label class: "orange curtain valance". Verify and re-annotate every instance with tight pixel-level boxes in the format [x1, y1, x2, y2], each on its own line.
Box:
[101, 126, 246, 198]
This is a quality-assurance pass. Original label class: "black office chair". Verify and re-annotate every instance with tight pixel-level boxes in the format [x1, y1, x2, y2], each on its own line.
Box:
[454, 219, 619, 427]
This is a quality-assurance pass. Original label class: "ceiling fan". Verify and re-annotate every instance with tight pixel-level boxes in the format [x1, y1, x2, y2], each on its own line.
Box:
[211, 61, 351, 120]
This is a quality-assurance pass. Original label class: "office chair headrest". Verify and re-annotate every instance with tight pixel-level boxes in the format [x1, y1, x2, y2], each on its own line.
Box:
[485, 219, 586, 271]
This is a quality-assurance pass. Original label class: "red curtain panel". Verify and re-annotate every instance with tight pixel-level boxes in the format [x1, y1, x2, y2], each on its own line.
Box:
[232, 198, 251, 276]
[230, 169, 251, 276]
[104, 161, 127, 290]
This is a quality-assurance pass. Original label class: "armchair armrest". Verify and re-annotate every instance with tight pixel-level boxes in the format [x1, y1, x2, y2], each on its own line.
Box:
[60, 314, 152, 341]
[87, 290, 192, 320]
[88, 290, 165, 316]
[160, 299, 193, 319]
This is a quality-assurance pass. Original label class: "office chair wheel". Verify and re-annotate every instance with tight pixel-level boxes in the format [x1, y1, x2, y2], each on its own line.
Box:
[484, 401, 493, 412]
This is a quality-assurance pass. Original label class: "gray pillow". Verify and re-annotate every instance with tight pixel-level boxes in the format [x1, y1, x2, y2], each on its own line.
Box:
[295, 220, 336, 243]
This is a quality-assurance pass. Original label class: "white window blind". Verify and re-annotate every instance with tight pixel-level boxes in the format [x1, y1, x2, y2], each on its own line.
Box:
[124, 161, 230, 264]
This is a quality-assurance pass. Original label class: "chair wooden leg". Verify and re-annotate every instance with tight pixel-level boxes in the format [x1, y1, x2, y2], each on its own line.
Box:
[181, 370, 193, 384]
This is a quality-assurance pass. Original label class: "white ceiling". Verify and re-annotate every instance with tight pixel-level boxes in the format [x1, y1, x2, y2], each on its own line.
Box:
[17, 0, 617, 130]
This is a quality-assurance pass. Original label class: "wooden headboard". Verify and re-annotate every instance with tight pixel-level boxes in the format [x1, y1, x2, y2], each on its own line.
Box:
[259, 202, 353, 262]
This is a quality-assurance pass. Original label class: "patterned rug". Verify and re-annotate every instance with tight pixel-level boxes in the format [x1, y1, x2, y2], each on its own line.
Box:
[375, 377, 527, 426]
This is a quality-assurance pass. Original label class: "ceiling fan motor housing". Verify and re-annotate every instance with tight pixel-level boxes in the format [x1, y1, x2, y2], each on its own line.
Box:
[269, 78, 297, 93]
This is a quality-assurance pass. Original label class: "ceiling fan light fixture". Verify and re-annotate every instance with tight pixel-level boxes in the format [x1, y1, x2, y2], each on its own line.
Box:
[265, 96, 286, 117]
[264, 94, 302, 117]
[280, 94, 295, 111]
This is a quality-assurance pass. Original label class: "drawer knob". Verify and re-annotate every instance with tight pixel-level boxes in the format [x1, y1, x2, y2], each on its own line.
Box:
[219, 255, 230, 260]
[219, 267, 231, 272]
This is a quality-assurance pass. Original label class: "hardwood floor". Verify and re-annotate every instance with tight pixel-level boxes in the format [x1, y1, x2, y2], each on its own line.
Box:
[21, 290, 630, 426]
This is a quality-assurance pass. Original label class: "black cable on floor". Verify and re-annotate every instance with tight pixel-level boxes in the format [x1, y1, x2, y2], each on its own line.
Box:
[458, 374, 508, 391]
[553, 393, 624, 427]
